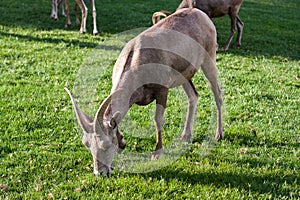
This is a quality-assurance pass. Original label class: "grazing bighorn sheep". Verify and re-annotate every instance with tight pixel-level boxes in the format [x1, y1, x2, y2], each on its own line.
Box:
[65, 8, 223, 177]
[153, 0, 244, 51]
[51, 0, 98, 35]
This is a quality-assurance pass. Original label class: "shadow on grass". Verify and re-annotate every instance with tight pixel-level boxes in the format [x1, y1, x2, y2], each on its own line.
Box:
[0, 30, 122, 51]
[139, 129, 299, 197]
[144, 168, 298, 197]
[226, 131, 300, 150]
[0, 31, 99, 48]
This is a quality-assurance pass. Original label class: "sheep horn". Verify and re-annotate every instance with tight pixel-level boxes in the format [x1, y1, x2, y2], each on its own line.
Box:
[94, 89, 124, 136]
[152, 10, 172, 25]
[64, 88, 94, 134]
[94, 94, 113, 136]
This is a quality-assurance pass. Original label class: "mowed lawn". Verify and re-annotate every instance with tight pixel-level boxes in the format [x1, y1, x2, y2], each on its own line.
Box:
[0, 0, 299, 199]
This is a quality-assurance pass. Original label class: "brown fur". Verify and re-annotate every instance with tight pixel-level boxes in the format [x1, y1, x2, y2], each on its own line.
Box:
[66, 8, 223, 176]
[153, 0, 244, 50]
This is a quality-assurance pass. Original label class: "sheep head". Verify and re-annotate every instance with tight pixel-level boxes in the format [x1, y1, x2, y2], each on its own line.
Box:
[65, 88, 123, 177]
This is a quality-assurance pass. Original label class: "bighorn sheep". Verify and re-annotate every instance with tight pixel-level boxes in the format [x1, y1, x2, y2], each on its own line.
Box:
[51, 0, 98, 35]
[153, 0, 244, 51]
[65, 8, 223, 177]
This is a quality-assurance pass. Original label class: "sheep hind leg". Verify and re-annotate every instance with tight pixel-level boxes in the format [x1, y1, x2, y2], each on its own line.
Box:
[201, 56, 224, 141]
[59, 0, 66, 17]
[180, 81, 199, 142]
[75, 2, 81, 24]
[234, 16, 244, 48]
[222, 13, 237, 51]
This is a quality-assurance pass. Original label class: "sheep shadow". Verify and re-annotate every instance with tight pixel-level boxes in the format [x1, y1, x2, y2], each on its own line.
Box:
[138, 131, 299, 197]
[142, 168, 298, 197]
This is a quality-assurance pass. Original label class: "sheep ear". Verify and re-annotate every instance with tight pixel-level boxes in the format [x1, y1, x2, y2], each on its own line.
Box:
[65, 88, 94, 134]
[110, 112, 122, 129]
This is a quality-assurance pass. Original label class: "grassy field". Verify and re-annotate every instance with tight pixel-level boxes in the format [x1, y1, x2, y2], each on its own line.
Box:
[0, 0, 299, 199]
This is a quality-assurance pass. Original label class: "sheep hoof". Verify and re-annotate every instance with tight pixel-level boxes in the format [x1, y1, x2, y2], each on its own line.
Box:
[151, 148, 164, 160]
[233, 43, 241, 48]
[215, 127, 224, 141]
[65, 23, 71, 28]
[180, 132, 192, 142]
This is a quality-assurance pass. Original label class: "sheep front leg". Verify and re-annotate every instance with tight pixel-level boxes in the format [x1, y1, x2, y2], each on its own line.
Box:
[91, 0, 99, 35]
[180, 81, 198, 141]
[93, 156, 100, 175]
[50, 0, 58, 20]
[151, 89, 168, 160]
[151, 104, 164, 160]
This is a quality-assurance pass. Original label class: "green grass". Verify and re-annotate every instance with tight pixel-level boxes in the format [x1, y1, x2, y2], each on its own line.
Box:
[0, 0, 299, 199]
